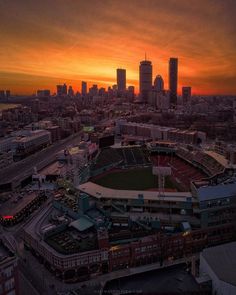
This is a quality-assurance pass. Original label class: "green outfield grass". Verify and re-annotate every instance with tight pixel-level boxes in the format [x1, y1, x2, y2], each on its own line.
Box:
[92, 167, 177, 190]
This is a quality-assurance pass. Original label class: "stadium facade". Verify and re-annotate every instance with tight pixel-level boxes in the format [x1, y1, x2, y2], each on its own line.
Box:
[22, 142, 236, 282]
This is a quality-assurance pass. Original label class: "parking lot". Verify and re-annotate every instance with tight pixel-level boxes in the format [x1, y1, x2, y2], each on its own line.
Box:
[0, 191, 37, 215]
[0, 190, 48, 226]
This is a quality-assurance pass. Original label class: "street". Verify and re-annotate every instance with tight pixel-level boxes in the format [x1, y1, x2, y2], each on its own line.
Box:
[0, 132, 82, 185]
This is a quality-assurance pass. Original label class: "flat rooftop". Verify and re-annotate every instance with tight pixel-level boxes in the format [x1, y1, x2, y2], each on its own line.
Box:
[196, 181, 236, 202]
[201, 242, 236, 286]
[0, 191, 38, 216]
[79, 182, 192, 202]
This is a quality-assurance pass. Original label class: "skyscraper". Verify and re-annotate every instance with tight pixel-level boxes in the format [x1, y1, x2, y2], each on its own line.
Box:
[37, 89, 50, 97]
[169, 58, 178, 105]
[116, 69, 126, 94]
[57, 83, 67, 96]
[81, 81, 87, 96]
[5, 90, 10, 98]
[182, 86, 191, 104]
[68, 86, 74, 97]
[0, 90, 5, 99]
[139, 60, 152, 102]
[154, 75, 164, 92]
[89, 84, 98, 97]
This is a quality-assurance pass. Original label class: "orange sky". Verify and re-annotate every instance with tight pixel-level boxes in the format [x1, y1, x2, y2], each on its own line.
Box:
[0, 0, 236, 95]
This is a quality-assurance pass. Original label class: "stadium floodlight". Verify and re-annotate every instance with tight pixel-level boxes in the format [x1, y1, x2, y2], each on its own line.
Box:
[152, 166, 172, 192]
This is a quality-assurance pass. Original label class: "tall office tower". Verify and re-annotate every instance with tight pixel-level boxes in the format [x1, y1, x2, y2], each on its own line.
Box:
[182, 86, 191, 104]
[89, 84, 98, 97]
[56, 85, 63, 96]
[62, 83, 67, 95]
[37, 89, 50, 97]
[57, 83, 67, 96]
[139, 60, 152, 102]
[98, 87, 106, 96]
[81, 81, 87, 96]
[116, 69, 126, 93]
[0, 90, 5, 99]
[154, 75, 164, 92]
[5, 90, 10, 98]
[68, 86, 74, 97]
[169, 58, 178, 105]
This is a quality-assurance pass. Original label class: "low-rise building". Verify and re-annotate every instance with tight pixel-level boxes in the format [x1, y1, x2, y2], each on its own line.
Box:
[199, 242, 236, 295]
[12, 130, 51, 158]
[0, 238, 19, 295]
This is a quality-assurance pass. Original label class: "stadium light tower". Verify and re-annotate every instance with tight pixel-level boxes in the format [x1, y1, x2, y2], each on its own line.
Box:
[152, 166, 171, 192]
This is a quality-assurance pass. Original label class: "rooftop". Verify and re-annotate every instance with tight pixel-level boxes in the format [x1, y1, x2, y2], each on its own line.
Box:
[201, 242, 236, 286]
[0, 191, 38, 217]
[69, 217, 94, 232]
[196, 181, 236, 202]
[79, 182, 192, 202]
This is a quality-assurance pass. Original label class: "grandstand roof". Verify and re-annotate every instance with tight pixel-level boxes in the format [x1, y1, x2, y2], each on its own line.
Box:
[78, 182, 192, 202]
[196, 181, 236, 201]
[204, 150, 229, 168]
[152, 141, 176, 146]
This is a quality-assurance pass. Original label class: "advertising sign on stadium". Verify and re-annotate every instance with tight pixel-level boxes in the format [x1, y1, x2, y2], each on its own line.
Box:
[152, 166, 171, 176]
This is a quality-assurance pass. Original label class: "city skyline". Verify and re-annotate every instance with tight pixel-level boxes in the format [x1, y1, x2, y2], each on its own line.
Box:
[0, 0, 236, 95]
[1, 2, 236, 293]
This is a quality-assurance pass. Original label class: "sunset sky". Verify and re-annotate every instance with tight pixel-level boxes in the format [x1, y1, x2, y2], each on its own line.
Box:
[0, 0, 236, 95]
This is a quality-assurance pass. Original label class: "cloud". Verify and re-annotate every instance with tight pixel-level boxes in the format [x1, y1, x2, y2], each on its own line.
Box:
[0, 0, 235, 94]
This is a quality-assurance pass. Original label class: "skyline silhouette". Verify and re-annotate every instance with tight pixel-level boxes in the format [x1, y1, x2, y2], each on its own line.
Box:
[0, 0, 236, 95]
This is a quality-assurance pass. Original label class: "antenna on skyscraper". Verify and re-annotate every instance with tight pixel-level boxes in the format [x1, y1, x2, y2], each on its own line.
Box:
[145, 52, 147, 61]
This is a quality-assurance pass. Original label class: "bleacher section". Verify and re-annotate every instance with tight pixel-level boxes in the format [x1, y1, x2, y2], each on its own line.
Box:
[119, 147, 150, 166]
[91, 146, 150, 175]
[176, 148, 225, 177]
[92, 148, 123, 172]
[151, 154, 206, 190]
[192, 151, 225, 176]
[92, 145, 225, 190]
[116, 147, 150, 167]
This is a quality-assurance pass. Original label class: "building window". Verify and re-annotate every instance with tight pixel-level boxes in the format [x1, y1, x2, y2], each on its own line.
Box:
[5, 278, 15, 291]
[4, 266, 13, 278]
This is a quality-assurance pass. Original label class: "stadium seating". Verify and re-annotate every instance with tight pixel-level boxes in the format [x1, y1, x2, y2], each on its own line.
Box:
[177, 148, 225, 177]
[192, 152, 224, 176]
[151, 153, 206, 190]
[116, 147, 150, 166]
[92, 146, 150, 172]
[92, 148, 123, 170]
